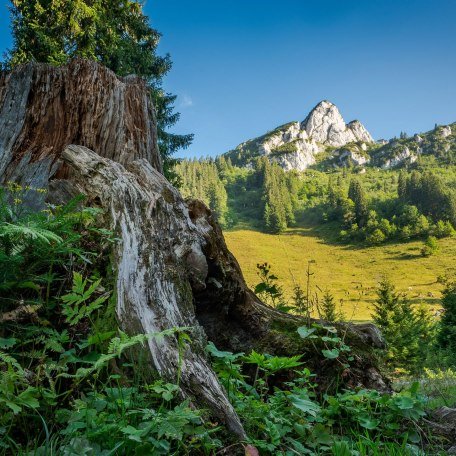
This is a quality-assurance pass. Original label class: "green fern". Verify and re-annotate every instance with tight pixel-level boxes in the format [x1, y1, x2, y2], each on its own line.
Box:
[61, 272, 110, 326]
[0, 350, 23, 373]
[0, 221, 63, 255]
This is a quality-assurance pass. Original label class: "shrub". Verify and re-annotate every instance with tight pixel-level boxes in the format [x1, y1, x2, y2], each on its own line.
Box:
[366, 228, 386, 245]
[434, 220, 456, 238]
[421, 235, 439, 257]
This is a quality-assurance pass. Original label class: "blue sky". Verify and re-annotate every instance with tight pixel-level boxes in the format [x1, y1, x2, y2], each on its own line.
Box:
[1, 1, 456, 158]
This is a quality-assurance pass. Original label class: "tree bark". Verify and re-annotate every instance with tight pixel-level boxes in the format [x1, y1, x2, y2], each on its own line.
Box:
[0, 59, 160, 207]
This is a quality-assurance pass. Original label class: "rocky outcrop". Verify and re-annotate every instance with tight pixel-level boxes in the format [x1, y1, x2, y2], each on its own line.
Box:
[338, 149, 369, 166]
[440, 125, 452, 138]
[227, 100, 373, 172]
[381, 146, 417, 169]
[0, 59, 160, 206]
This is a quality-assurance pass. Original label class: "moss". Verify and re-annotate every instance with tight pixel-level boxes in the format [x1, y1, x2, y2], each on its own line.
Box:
[270, 141, 298, 156]
[161, 186, 176, 204]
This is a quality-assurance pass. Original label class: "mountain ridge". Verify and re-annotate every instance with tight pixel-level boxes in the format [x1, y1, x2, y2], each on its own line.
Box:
[224, 100, 455, 171]
[224, 100, 374, 171]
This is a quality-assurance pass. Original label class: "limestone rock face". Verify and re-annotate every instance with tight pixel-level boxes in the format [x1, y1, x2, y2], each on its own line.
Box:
[347, 120, 375, 144]
[301, 101, 373, 146]
[338, 148, 370, 167]
[441, 125, 452, 138]
[228, 100, 373, 171]
[381, 146, 417, 169]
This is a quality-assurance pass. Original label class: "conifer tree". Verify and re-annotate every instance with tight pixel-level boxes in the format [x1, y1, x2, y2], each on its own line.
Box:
[372, 279, 421, 369]
[437, 281, 456, 354]
[397, 170, 407, 199]
[262, 161, 293, 233]
[320, 290, 338, 322]
[327, 176, 337, 208]
[348, 179, 368, 227]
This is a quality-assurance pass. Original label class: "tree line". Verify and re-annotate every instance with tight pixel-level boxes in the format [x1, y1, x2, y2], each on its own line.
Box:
[175, 156, 456, 242]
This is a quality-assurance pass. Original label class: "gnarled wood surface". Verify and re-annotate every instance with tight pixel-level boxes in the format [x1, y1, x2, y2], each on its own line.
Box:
[61, 145, 246, 437]
[0, 59, 160, 206]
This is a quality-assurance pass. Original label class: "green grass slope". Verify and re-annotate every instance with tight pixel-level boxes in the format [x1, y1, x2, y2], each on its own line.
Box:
[225, 228, 456, 321]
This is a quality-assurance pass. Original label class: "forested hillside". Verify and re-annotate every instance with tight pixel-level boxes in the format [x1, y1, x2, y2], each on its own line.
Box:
[175, 126, 456, 319]
[175, 150, 456, 244]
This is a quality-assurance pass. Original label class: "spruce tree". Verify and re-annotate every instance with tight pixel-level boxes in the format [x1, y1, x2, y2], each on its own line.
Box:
[348, 179, 368, 227]
[397, 170, 407, 199]
[320, 290, 338, 322]
[327, 176, 337, 208]
[372, 279, 421, 369]
[262, 162, 290, 233]
[437, 281, 456, 354]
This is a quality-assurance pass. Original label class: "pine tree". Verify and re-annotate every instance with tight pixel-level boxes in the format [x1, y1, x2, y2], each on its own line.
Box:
[320, 290, 337, 322]
[372, 279, 421, 369]
[397, 170, 407, 199]
[327, 176, 337, 208]
[437, 281, 456, 354]
[262, 162, 291, 233]
[348, 179, 368, 227]
[174, 160, 229, 226]
[5, 0, 192, 181]
[292, 284, 308, 316]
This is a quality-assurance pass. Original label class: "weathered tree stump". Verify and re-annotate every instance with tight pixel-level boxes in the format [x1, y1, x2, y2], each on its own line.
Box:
[1, 60, 388, 438]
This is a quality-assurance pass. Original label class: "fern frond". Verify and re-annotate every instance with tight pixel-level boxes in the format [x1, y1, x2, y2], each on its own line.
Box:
[0, 350, 23, 373]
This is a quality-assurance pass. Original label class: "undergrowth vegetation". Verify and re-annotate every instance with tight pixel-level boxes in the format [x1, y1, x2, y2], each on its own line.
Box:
[0, 186, 453, 454]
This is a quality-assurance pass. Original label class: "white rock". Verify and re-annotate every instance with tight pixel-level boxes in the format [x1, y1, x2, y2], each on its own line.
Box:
[301, 101, 373, 146]
[231, 100, 374, 172]
[440, 126, 452, 138]
[339, 149, 370, 166]
[382, 147, 417, 169]
[271, 140, 320, 171]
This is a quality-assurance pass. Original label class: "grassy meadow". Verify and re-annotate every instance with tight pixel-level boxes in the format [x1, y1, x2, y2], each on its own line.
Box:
[224, 227, 456, 321]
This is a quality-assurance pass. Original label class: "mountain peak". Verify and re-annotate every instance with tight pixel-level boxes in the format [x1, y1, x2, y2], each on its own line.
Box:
[302, 101, 372, 146]
[226, 101, 374, 172]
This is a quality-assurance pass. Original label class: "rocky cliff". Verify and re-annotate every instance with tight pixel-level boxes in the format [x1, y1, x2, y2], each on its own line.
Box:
[225, 100, 374, 171]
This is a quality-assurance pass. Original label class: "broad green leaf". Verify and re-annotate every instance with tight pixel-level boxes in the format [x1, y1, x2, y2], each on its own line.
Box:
[322, 349, 340, 359]
[289, 394, 321, 417]
[297, 327, 316, 339]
